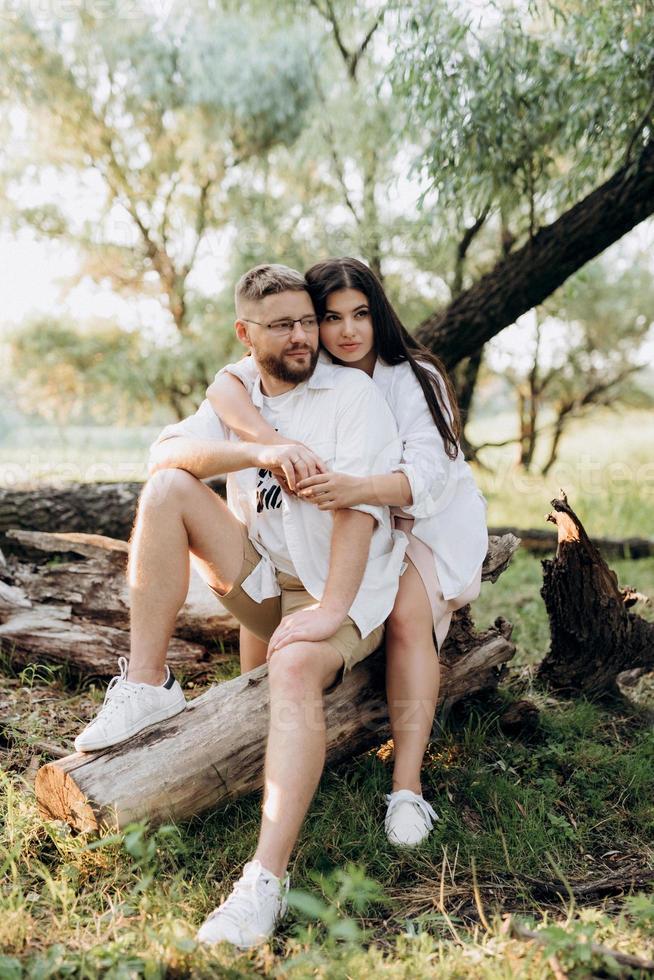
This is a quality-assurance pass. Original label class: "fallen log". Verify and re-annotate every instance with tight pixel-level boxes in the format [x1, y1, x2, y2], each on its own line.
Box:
[0, 483, 142, 557]
[537, 491, 654, 696]
[0, 530, 239, 678]
[0, 528, 519, 679]
[35, 616, 516, 831]
[489, 525, 654, 561]
[0, 480, 226, 558]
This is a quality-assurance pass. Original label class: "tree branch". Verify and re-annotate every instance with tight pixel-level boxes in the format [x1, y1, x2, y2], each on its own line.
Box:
[309, 0, 379, 80]
[183, 178, 213, 277]
[349, 17, 381, 80]
[416, 140, 654, 368]
[452, 204, 491, 296]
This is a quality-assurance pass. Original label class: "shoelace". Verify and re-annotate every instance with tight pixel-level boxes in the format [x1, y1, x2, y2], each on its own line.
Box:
[94, 657, 142, 720]
[207, 864, 289, 931]
[385, 790, 438, 828]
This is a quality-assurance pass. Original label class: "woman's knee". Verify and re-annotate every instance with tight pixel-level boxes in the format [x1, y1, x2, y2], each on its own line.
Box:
[386, 602, 431, 646]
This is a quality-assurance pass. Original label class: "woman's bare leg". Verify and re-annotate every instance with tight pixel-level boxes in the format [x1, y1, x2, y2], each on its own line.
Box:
[385, 561, 440, 795]
[239, 625, 269, 673]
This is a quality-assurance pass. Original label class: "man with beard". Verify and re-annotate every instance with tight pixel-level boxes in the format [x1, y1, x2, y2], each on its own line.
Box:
[74, 264, 407, 949]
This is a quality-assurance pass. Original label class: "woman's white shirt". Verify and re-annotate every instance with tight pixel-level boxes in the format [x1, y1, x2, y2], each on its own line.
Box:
[371, 357, 488, 600]
[217, 351, 488, 601]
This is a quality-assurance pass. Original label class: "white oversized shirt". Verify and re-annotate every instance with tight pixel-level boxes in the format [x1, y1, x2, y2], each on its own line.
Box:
[219, 351, 488, 600]
[150, 357, 408, 638]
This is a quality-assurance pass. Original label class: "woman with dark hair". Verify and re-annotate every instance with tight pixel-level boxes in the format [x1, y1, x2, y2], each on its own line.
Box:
[206, 257, 487, 847]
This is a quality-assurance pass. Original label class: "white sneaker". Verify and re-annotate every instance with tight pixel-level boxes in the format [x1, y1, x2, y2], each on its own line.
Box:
[385, 789, 438, 847]
[196, 859, 290, 949]
[74, 656, 186, 752]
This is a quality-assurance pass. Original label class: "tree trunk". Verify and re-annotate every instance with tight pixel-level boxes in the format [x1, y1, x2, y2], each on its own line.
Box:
[0, 530, 239, 677]
[416, 140, 654, 368]
[453, 346, 485, 461]
[1, 528, 519, 681]
[537, 492, 654, 696]
[0, 484, 142, 557]
[35, 616, 516, 832]
[0, 480, 227, 557]
[488, 526, 654, 560]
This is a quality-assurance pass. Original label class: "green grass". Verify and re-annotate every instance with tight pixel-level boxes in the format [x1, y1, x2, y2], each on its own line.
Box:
[2, 674, 654, 977]
[1, 410, 654, 976]
[0, 425, 158, 487]
[469, 406, 654, 537]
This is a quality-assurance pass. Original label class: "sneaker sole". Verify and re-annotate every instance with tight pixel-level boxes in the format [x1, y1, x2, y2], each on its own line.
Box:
[75, 698, 187, 753]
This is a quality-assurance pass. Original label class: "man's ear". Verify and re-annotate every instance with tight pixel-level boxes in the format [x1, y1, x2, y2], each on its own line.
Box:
[235, 319, 252, 349]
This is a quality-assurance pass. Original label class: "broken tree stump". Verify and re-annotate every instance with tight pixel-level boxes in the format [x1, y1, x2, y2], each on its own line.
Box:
[537, 491, 654, 696]
[489, 525, 654, 561]
[34, 534, 520, 831]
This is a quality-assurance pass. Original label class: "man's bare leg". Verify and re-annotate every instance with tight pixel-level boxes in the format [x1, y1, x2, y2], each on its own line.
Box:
[127, 468, 246, 684]
[253, 640, 344, 878]
[239, 625, 269, 673]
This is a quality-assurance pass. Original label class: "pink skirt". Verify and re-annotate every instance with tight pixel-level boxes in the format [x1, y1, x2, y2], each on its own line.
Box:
[392, 513, 483, 654]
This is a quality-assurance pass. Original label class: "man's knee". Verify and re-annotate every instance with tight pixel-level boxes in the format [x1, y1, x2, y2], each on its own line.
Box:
[140, 468, 201, 511]
[268, 643, 323, 693]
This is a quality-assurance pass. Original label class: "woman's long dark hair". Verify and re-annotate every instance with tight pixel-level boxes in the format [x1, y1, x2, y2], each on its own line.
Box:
[305, 257, 461, 459]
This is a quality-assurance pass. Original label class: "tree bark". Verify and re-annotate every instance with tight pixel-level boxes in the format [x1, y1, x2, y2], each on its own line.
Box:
[0, 530, 238, 677]
[0, 480, 226, 558]
[35, 616, 516, 832]
[1, 528, 519, 680]
[537, 492, 654, 696]
[489, 526, 654, 560]
[0, 484, 142, 557]
[416, 140, 654, 368]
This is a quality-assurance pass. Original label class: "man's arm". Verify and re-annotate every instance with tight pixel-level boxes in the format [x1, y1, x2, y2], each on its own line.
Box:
[148, 435, 261, 480]
[148, 398, 319, 482]
[320, 509, 374, 618]
[266, 509, 374, 655]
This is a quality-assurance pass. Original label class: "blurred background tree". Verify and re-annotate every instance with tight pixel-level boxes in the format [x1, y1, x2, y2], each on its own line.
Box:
[478, 250, 654, 473]
[1, 0, 652, 436]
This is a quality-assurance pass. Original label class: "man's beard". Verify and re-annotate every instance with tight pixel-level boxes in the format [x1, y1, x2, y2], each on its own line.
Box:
[255, 345, 319, 383]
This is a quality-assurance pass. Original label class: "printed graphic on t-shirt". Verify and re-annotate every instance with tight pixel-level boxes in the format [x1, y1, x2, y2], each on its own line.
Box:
[256, 420, 283, 513]
[256, 468, 282, 513]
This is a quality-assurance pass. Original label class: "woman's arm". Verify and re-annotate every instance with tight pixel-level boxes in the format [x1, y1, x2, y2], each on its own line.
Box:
[296, 470, 412, 509]
[206, 373, 282, 445]
[206, 372, 326, 488]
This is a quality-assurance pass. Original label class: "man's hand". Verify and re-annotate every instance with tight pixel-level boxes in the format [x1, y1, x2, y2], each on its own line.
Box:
[296, 471, 366, 510]
[255, 443, 327, 491]
[266, 604, 345, 659]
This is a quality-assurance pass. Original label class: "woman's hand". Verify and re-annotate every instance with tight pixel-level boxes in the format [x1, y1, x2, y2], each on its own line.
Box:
[256, 442, 327, 492]
[296, 471, 366, 510]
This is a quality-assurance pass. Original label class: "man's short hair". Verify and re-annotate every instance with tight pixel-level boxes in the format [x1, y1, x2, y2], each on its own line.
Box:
[235, 264, 307, 315]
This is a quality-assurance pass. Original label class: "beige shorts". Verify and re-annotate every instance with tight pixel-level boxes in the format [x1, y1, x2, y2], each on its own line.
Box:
[210, 523, 384, 690]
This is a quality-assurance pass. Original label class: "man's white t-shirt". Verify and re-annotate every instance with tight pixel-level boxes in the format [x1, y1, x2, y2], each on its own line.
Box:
[253, 383, 304, 576]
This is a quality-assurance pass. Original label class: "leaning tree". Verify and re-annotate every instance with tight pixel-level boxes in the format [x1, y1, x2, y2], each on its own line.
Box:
[391, 0, 654, 439]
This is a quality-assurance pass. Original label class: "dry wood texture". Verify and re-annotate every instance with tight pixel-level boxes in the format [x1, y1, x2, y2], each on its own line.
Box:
[35, 617, 515, 831]
[0, 530, 238, 677]
[30, 532, 520, 830]
[537, 492, 654, 696]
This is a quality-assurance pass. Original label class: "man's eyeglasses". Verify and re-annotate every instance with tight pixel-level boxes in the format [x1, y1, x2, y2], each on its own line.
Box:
[242, 315, 319, 336]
